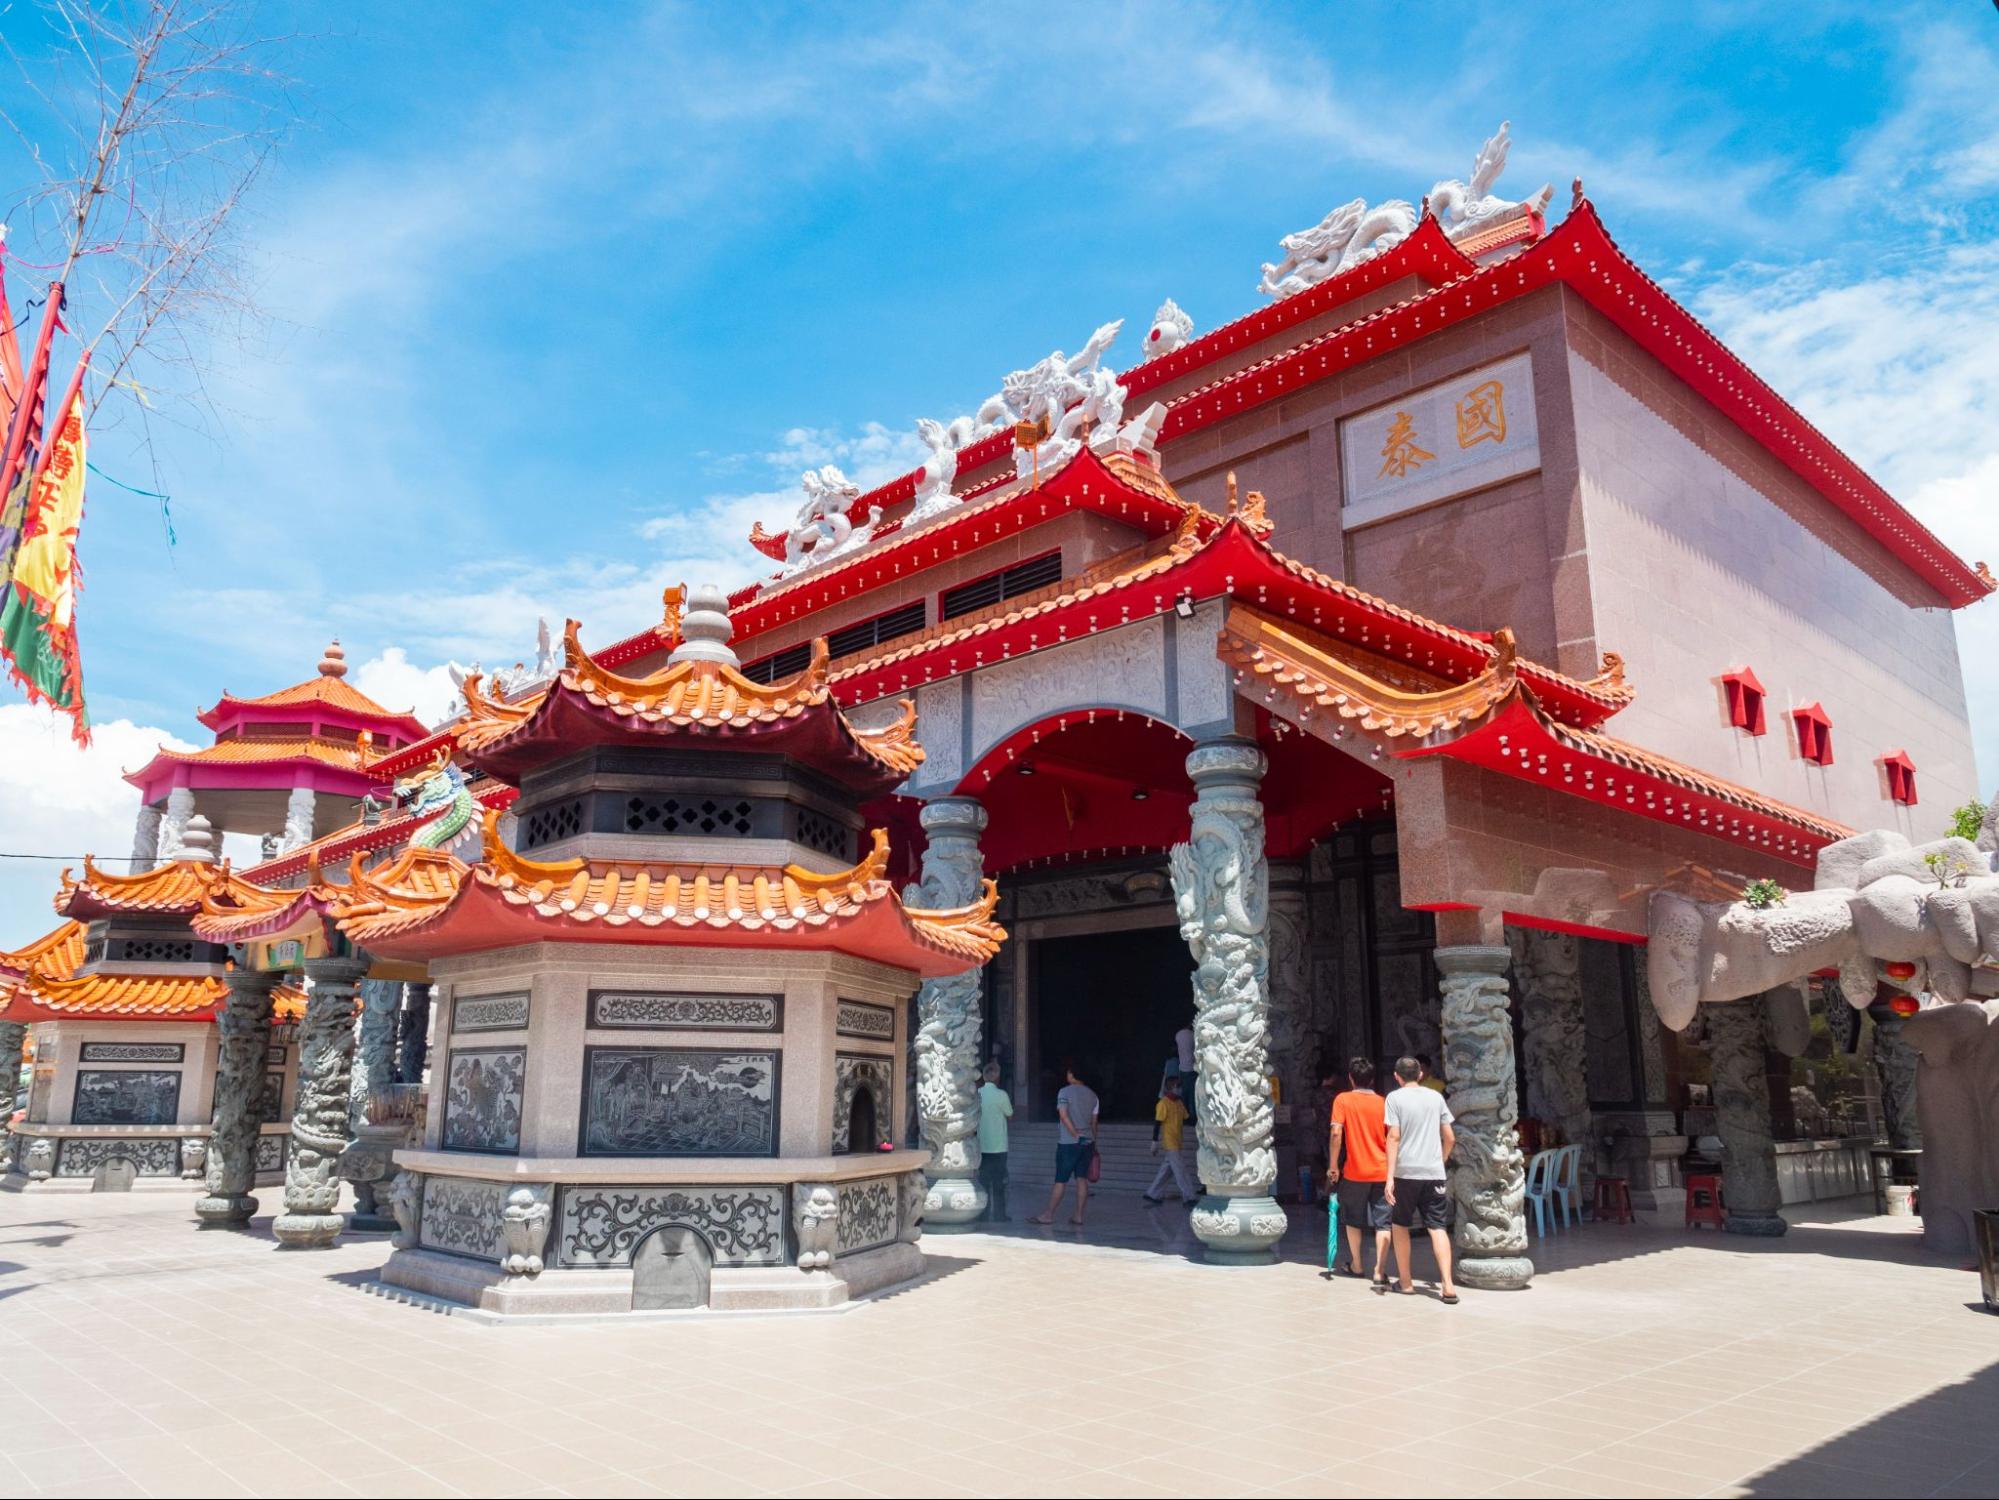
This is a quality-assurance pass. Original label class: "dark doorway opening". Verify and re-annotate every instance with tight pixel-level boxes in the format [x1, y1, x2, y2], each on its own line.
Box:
[1032, 924, 1194, 1122]
[845, 1087, 877, 1156]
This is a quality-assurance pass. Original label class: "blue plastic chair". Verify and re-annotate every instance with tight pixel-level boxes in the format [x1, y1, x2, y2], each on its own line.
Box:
[1523, 1149, 1555, 1238]
[1552, 1144, 1583, 1229]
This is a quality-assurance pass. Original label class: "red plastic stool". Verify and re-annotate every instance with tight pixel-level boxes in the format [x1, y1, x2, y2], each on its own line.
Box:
[1592, 1176, 1634, 1225]
[1685, 1173, 1725, 1229]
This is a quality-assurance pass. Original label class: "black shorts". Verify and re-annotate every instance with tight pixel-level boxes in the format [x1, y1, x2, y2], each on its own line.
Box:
[1055, 1140, 1094, 1183]
[1391, 1177, 1450, 1230]
[1337, 1178, 1389, 1230]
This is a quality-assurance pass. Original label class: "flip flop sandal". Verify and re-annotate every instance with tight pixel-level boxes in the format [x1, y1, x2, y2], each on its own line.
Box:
[1440, 1293, 1461, 1305]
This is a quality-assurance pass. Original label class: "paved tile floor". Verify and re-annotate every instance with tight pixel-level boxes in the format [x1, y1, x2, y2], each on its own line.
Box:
[1, 1186, 1994, 1498]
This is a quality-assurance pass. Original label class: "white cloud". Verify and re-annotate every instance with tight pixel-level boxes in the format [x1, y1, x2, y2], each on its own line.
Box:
[0, 707, 184, 948]
[349, 648, 460, 730]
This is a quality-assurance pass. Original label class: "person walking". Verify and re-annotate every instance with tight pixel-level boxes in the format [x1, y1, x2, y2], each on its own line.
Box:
[977, 1061, 1013, 1222]
[1327, 1057, 1394, 1284]
[1174, 1024, 1196, 1121]
[1029, 1060, 1099, 1227]
[1143, 1075, 1198, 1205]
[1381, 1054, 1458, 1304]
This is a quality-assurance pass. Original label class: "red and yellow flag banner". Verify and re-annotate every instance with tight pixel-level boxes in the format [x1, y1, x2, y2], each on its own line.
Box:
[0, 376, 90, 743]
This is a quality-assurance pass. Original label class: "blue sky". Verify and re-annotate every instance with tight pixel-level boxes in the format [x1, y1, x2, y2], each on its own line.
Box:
[1, 1, 1997, 943]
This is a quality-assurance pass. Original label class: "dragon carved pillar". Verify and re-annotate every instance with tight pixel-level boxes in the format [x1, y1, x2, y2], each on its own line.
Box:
[1440, 944, 1534, 1288]
[1171, 737, 1286, 1265]
[907, 798, 988, 1227]
[196, 969, 284, 1227]
[274, 957, 366, 1248]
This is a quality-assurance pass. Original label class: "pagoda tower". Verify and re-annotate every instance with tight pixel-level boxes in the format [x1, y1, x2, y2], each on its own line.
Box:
[125, 641, 430, 867]
[250, 585, 1004, 1313]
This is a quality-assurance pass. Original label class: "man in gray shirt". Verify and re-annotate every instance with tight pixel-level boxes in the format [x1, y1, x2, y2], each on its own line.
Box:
[1382, 1054, 1458, 1304]
[1029, 1060, 1099, 1227]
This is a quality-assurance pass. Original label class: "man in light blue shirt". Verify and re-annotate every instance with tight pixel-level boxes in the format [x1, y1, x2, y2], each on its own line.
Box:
[977, 1061, 1013, 1221]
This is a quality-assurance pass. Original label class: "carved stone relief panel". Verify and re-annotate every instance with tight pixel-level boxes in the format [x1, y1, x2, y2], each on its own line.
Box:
[834, 1054, 895, 1152]
[418, 1175, 509, 1262]
[835, 1176, 898, 1254]
[557, 1184, 785, 1267]
[835, 1000, 896, 1041]
[79, 1042, 184, 1064]
[1377, 952, 1442, 1065]
[968, 619, 1166, 764]
[452, 992, 530, 1033]
[588, 992, 781, 1031]
[56, 1136, 180, 1177]
[72, 1069, 181, 1126]
[441, 1047, 526, 1154]
[580, 1048, 778, 1157]
[255, 1133, 287, 1173]
[912, 681, 963, 786]
[259, 1071, 286, 1126]
[1175, 598, 1232, 729]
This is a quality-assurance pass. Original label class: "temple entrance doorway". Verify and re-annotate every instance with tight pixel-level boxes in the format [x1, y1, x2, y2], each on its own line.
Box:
[1030, 924, 1194, 1123]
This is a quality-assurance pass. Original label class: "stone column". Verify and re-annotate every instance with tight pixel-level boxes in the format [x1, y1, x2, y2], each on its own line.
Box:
[1266, 859, 1310, 1115]
[1511, 927, 1593, 1199]
[1439, 944, 1533, 1288]
[274, 957, 366, 1248]
[1704, 995, 1787, 1237]
[1868, 1001, 1922, 1151]
[351, 979, 400, 1128]
[130, 804, 163, 873]
[0, 1020, 25, 1126]
[396, 982, 433, 1085]
[196, 970, 283, 1227]
[907, 797, 988, 1227]
[156, 786, 195, 863]
[1170, 737, 1286, 1265]
[280, 786, 316, 852]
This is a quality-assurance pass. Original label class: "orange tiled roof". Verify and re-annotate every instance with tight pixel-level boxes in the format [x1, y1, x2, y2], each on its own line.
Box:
[241, 776, 518, 883]
[206, 673, 411, 722]
[54, 856, 235, 919]
[332, 812, 1003, 973]
[138, 736, 370, 771]
[458, 622, 924, 784]
[7, 970, 306, 1023]
[0, 920, 87, 985]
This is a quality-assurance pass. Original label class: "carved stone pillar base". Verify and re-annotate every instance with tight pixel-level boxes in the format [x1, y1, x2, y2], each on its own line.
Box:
[1724, 1209, 1789, 1237]
[921, 1137, 985, 1229]
[1192, 1191, 1287, 1265]
[195, 1192, 258, 1227]
[272, 1208, 345, 1249]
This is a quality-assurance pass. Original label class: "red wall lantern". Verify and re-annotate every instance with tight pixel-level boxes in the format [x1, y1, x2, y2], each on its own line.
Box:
[1882, 960, 1918, 982]
[1887, 993, 1920, 1017]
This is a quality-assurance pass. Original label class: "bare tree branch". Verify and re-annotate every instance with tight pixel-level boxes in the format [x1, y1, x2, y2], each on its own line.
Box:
[1, 0, 295, 434]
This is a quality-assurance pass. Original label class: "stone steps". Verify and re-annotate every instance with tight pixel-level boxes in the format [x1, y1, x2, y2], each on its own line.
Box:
[1001, 1122, 1198, 1196]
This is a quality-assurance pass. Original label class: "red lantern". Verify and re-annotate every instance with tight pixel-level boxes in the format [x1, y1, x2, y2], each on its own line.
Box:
[1888, 994, 1920, 1017]
[1882, 960, 1919, 982]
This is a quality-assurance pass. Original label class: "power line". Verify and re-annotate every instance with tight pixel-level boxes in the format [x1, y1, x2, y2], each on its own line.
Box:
[0, 852, 148, 862]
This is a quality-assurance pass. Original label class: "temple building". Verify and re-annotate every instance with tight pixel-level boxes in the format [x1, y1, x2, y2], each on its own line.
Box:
[2, 818, 304, 1192]
[6, 129, 1988, 1283]
[125, 640, 429, 866]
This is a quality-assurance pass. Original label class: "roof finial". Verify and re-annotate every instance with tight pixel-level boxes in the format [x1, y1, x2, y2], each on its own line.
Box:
[319, 639, 348, 679]
[1570, 176, 1585, 214]
[666, 583, 738, 668]
[179, 814, 217, 865]
[1226, 470, 1239, 513]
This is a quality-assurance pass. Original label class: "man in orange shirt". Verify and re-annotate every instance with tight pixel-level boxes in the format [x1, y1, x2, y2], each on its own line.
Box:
[1327, 1057, 1394, 1285]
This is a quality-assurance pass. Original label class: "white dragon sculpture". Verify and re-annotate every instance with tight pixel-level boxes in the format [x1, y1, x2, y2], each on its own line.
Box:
[1259, 197, 1418, 299]
[1428, 120, 1554, 245]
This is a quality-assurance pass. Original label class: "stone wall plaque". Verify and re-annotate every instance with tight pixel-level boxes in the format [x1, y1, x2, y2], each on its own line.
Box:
[441, 1047, 526, 1154]
[56, 1136, 180, 1177]
[1340, 351, 1540, 527]
[834, 1000, 895, 1041]
[71, 1069, 181, 1126]
[79, 1042, 184, 1064]
[587, 991, 781, 1032]
[835, 1176, 898, 1254]
[418, 1175, 509, 1262]
[834, 1053, 895, 1152]
[255, 1133, 287, 1173]
[580, 1047, 779, 1157]
[557, 1184, 785, 1268]
[452, 992, 531, 1033]
[265, 1044, 287, 1066]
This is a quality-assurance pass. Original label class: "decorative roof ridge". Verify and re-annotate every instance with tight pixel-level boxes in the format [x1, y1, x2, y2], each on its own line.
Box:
[54, 854, 252, 919]
[561, 617, 834, 713]
[0, 919, 87, 985]
[242, 779, 517, 882]
[1221, 605, 1521, 738]
[344, 842, 471, 915]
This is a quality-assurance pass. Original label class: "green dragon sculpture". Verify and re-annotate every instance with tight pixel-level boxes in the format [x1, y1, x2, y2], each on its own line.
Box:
[396, 758, 478, 850]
